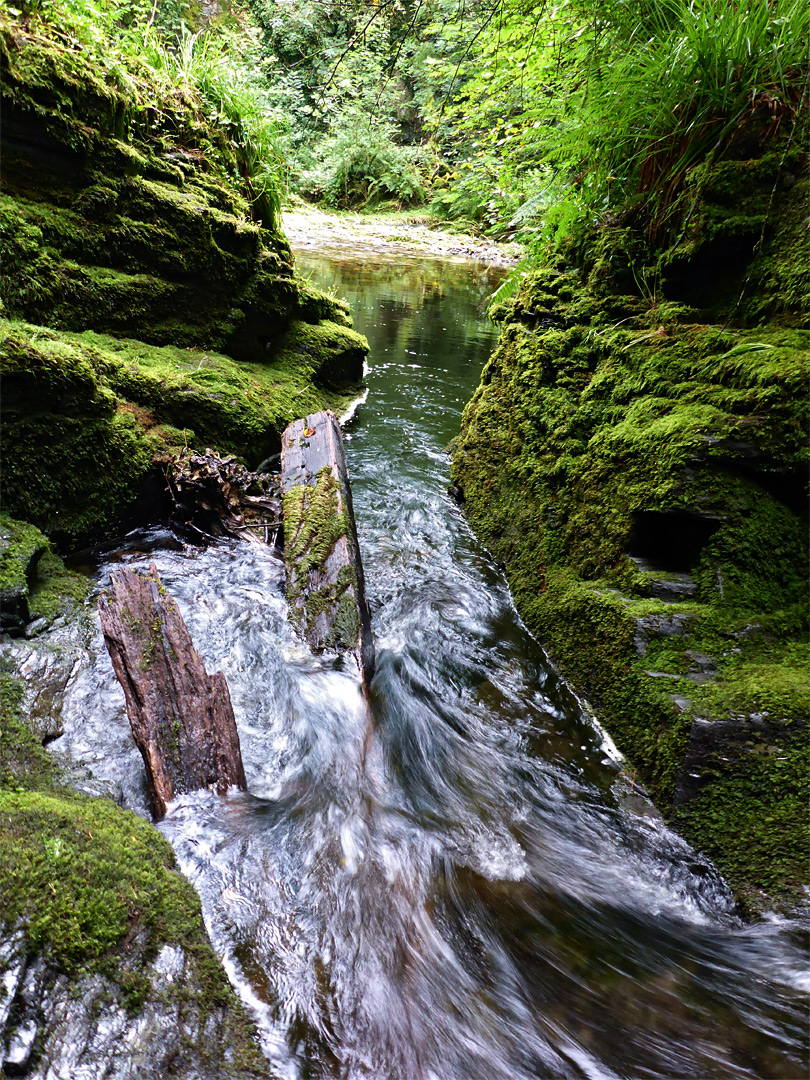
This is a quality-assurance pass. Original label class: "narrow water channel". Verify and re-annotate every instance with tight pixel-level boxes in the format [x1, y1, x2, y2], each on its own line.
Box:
[43, 253, 809, 1078]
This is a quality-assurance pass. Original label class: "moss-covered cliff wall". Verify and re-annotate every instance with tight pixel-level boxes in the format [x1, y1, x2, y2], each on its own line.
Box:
[0, 14, 367, 544]
[0, 12, 368, 1073]
[452, 141, 809, 912]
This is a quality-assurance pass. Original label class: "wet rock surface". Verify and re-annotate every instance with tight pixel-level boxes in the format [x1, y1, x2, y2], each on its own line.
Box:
[0, 931, 271, 1079]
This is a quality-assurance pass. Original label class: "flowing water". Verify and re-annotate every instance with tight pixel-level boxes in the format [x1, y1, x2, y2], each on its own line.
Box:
[29, 253, 809, 1077]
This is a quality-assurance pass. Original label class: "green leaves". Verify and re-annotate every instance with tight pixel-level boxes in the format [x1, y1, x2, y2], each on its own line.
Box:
[422, 0, 808, 249]
[299, 106, 428, 208]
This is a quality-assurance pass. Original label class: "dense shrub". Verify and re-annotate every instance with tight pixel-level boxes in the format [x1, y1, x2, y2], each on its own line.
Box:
[299, 108, 428, 208]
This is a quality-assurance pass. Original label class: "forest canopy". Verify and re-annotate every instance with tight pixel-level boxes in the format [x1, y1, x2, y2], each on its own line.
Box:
[5, 0, 808, 253]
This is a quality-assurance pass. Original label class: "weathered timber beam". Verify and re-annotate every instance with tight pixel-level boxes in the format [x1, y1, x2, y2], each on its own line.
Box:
[280, 411, 374, 683]
[99, 563, 246, 818]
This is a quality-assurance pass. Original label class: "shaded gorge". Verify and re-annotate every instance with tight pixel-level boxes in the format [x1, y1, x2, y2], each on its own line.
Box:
[15, 252, 809, 1079]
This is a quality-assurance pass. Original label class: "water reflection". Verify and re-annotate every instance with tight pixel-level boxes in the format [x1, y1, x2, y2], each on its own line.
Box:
[29, 252, 810, 1078]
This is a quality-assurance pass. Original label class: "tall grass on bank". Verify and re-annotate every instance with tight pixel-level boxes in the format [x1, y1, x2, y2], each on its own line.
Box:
[4, 0, 285, 228]
[146, 26, 285, 227]
[543, 0, 810, 245]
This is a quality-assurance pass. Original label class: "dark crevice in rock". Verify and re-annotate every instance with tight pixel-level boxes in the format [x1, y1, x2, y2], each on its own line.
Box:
[625, 510, 722, 573]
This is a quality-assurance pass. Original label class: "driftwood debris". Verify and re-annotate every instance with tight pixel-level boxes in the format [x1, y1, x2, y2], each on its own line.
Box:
[99, 563, 246, 818]
[165, 448, 281, 545]
[281, 411, 374, 683]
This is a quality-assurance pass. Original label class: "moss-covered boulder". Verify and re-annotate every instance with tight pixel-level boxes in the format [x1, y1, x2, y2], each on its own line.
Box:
[0, 318, 366, 540]
[0, 674, 271, 1078]
[0, 518, 48, 632]
[453, 146, 809, 912]
[0, 516, 89, 634]
[0, 16, 346, 361]
[0, 14, 368, 544]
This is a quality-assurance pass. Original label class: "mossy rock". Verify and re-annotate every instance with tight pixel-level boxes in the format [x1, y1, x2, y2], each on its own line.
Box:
[454, 147, 809, 909]
[0, 674, 270, 1075]
[0, 318, 364, 543]
[0, 16, 359, 365]
[0, 16, 369, 546]
[0, 515, 89, 635]
[0, 516, 48, 631]
[0, 321, 159, 540]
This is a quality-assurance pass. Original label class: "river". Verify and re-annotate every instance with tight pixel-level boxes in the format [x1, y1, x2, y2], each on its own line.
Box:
[44, 251, 809, 1078]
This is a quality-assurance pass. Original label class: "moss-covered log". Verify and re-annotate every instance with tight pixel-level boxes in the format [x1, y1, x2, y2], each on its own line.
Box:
[99, 564, 246, 818]
[281, 411, 374, 683]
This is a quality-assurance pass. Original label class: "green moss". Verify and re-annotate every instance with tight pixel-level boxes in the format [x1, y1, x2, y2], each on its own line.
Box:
[0, 515, 90, 632]
[0, 671, 199, 971]
[331, 564, 362, 648]
[0, 19, 365, 365]
[0, 515, 48, 610]
[300, 563, 362, 652]
[0, 15, 363, 324]
[692, 639, 809, 721]
[88, 322, 363, 455]
[284, 468, 341, 564]
[273, 319, 368, 387]
[1, 318, 364, 541]
[295, 278, 353, 328]
[526, 572, 694, 802]
[664, 155, 810, 326]
[674, 717, 808, 908]
[575, 143, 810, 329]
[0, 672, 58, 791]
[0, 16, 369, 545]
[454, 152, 809, 908]
[0, 668, 266, 1067]
[0, 321, 157, 538]
[0, 783, 271, 1063]
[283, 467, 361, 650]
[28, 549, 91, 624]
[0, 789, 197, 967]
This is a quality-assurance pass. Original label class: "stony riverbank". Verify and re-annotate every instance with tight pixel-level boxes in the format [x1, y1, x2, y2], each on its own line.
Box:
[283, 203, 522, 267]
[452, 140, 809, 914]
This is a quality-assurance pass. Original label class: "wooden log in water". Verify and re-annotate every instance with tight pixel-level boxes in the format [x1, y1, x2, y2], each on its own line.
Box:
[99, 563, 246, 818]
[280, 410, 374, 683]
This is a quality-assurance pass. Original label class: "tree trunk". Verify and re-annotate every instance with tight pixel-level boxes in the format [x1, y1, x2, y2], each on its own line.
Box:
[99, 563, 246, 818]
[280, 410, 374, 684]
